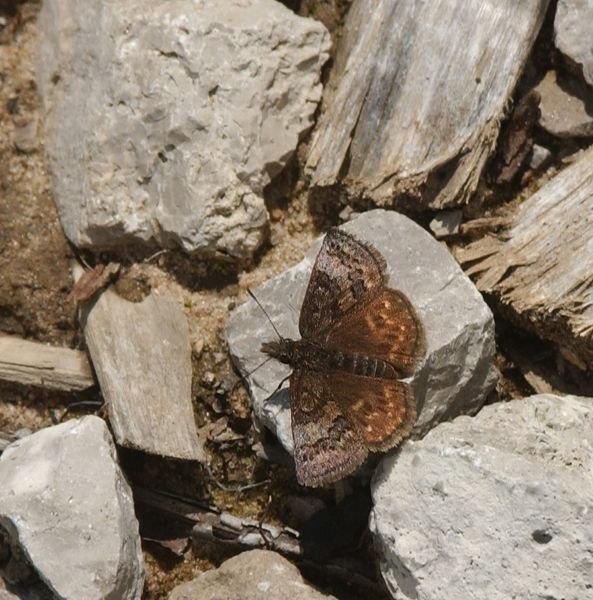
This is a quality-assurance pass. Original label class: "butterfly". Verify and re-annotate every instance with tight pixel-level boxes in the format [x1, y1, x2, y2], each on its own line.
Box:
[261, 227, 425, 487]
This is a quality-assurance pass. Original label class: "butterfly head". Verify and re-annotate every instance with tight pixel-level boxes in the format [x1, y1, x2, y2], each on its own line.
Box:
[261, 338, 297, 366]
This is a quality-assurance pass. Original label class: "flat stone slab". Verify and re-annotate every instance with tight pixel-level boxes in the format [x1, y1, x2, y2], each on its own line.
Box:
[371, 394, 593, 600]
[228, 209, 496, 457]
[0, 416, 145, 600]
[36, 0, 329, 258]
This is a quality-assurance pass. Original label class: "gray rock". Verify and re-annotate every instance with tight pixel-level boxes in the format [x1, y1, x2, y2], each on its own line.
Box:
[528, 143, 552, 170]
[428, 209, 462, 238]
[168, 549, 336, 600]
[36, 0, 330, 258]
[76, 263, 206, 462]
[535, 70, 593, 138]
[227, 209, 496, 457]
[371, 394, 593, 600]
[555, 0, 593, 87]
[0, 416, 145, 600]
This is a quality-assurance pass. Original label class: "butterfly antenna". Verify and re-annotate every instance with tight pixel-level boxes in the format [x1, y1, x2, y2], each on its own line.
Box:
[247, 355, 273, 377]
[247, 288, 283, 341]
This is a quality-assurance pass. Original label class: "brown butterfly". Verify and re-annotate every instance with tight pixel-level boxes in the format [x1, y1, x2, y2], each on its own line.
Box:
[261, 228, 425, 487]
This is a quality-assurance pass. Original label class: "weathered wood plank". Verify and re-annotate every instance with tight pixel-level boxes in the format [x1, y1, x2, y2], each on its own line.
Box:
[75, 265, 206, 462]
[0, 334, 94, 391]
[306, 0, 550, 209]
[456, 145, 593, 368]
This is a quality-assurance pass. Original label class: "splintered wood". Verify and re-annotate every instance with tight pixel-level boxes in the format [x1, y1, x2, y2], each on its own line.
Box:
[456, 146, 593, 369]
[306, 0, 550, 209]
[73, 264, 206, 462]
[0, 334, 94, 391]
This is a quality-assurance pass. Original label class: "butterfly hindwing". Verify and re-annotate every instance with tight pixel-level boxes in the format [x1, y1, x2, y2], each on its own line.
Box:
[290, 369, 368, 487]
[324, 370, 416, 451]
[322, 288, 426, 376]
[290, 367, 415, 485]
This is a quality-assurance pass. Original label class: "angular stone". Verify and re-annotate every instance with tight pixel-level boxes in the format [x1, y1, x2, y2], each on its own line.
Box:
[528, 143, 552, 170]
[168, 549, 336, 600]
[0, 416, 145, 600]
[228, 209, 496, 456]
[535, 70, 593, 138]
[371, 394, 593, 600]
[36, 0, 330, 258]
[428, 210, 462, 238]
[13, 118, 38, 154]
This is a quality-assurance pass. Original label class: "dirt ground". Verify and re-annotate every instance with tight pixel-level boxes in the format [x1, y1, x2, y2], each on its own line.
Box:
[1, 1, 591, 599]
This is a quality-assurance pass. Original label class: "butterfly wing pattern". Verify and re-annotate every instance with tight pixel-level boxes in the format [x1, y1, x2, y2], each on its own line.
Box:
[298, 228, 388, 339]
[263, 228, 425, 487]
[290, 369, 369, 487]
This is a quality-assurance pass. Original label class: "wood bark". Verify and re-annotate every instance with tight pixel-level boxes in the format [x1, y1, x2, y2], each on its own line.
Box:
[74, 264, 206, 462]
[456, 146, 593, 369]
[0, 334, 94, 391]
[306, 0, 550, 210]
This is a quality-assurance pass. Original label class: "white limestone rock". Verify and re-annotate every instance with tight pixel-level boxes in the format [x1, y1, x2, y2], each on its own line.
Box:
[371, 394, 593, 600]
[0, 416, 145, 600]
[36, 0, 330, 258]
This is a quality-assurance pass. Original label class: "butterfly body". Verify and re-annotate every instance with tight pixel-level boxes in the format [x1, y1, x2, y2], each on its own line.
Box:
[261, 228, 425, 487]
[262, 339, 398, 380]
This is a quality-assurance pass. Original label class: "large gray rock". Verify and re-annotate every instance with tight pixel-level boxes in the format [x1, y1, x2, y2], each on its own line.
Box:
[36, 0, 330, 258]
[168, 549, 337, 600]
[371, 394, 593, 600]
[0, 416, 145, 600]
[555, 0, 593, 88]
[228, 209, 496, 457]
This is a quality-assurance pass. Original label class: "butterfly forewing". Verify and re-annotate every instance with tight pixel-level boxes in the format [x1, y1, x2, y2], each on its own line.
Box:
[299, 229, 387, 339]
